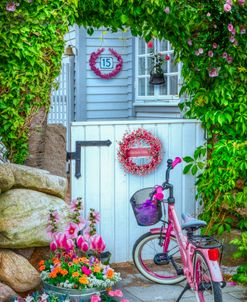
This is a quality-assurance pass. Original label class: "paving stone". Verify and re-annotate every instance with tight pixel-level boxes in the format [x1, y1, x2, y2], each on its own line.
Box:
[228, 290, 247, 300]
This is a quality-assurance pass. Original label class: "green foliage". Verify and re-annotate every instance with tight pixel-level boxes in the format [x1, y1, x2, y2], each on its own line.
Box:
[231, 232, 247, 283]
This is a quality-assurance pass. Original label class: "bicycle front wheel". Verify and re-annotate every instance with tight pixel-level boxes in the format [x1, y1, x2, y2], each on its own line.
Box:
[133, 232, 185, 284]
[193, 251, 222, 302]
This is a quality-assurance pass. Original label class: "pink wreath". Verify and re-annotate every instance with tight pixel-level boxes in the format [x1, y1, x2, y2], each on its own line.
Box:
[117, 128, 163, 176]
[89, 48, 123, 79]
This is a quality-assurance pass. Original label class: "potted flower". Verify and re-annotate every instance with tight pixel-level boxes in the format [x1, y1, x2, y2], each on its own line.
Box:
[39, 198, 122, 302]
[147, 41, 170, 85]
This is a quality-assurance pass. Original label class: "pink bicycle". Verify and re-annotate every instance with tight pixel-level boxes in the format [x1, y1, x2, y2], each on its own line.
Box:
[131, 158, 226, 302]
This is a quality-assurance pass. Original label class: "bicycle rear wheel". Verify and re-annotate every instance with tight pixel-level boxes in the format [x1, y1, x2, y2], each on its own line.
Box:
[133, 232, 185, 284]
[193, 251, 222, 302]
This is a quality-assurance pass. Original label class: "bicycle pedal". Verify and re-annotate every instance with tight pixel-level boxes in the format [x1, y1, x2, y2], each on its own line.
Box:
[154, 253, 169, 265]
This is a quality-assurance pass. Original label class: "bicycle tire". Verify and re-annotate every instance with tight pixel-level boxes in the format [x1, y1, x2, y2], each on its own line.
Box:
[133, 232, 185, 285]
[193, 251, 222, 302]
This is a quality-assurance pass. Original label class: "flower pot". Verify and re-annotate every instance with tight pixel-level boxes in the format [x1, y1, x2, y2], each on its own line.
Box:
[42, 280, 101, 302]
[149, 73, 166, 85]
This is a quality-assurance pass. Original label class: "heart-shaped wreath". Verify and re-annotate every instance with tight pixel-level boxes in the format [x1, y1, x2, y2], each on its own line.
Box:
[89, 48, 123, 79]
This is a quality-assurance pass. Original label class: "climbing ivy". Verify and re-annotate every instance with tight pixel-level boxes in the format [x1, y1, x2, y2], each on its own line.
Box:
[0, 0, 246, 277]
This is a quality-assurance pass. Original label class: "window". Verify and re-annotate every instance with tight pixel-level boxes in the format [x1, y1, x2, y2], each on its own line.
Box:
[135, 38, 181, 104]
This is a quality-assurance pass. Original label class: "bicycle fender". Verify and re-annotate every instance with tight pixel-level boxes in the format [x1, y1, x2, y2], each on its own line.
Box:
[200, 249, 223, 282]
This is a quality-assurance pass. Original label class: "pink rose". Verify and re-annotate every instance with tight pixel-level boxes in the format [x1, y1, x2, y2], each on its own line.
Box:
[207, 12, 211, 17]
[238, 0, 245, 5]
[226, 0, 232, 4]
[224, 3, 232, 12]
[212, 43, 218, 49]
[227, 56, 233, 64]
[165, 55, 170, 61]
[6, 2, 17, 11]
[164, 7, 170, 14]
[208, 51, 214, 57]
[195, 50, 200, 56]
[229, 36, 235, 43]
[187, 39, 192, 46]
[222, 52, 228, 58]
[147, 41, 153, 48]
[209, 68, 219, 78]
[198, 48, 204, 54]
[227, 23, 234, 32]
[91, 295, 101, 302]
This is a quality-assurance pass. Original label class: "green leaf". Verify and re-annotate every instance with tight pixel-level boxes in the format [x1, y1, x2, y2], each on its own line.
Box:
[183, 156, 194, 163]
[191, 165, 198, 175]
[183, 164, 193, 174]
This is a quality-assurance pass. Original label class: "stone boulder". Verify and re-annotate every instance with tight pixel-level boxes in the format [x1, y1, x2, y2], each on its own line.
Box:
[9, 163, 67, 199]
[0, 164, 14, 192]
[0, 282, 19, 302]
[0, 189, 69, 248]
[0, 249, 40, 292]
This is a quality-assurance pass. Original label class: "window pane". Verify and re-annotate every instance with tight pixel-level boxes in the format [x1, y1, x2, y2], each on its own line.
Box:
[138, 78, 145, 96]
[138, 57, 145, 75]
[147, 56, 153, 75]
[170, 76, 178, 95]
[138, 39, 146, 54]
[162, 61, 168, 73]
[160, 40, 168, 52]
[170, 54, 178, 73]
[147, 81, 154, 96]
[159, 78, 168, 95]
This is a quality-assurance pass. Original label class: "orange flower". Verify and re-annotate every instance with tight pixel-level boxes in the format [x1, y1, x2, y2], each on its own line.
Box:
[73, 258, 80, 264]
[60, 269, 68, 276]
[53, 267, 61, 274]
[93, 265, 101, 273]
[106, 268, 114, 279]
[38, 260, 45, 266]
[39, 265, 46, 271]
[52, 258, 60, 265]
[49, 272, 57, 278]
[72, 271, 80, 278]
[79, 257, 89, 264]
[79, 275, 89, 284]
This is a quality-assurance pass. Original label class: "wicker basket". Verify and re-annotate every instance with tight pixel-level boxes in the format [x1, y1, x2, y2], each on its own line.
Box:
[130, 187, 162, 226]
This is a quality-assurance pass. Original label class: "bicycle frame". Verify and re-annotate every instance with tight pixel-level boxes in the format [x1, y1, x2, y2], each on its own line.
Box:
[150, 200, 223, 290]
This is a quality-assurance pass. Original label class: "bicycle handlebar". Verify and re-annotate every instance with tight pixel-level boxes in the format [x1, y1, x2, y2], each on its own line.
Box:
[172, 157, 182, 168]
[164, 157, 182, 185]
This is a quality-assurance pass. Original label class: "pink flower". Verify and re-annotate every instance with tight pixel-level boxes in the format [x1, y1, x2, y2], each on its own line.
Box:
[91, 295, 101, 302]
[226, 0, 232, 4]
[165, 55, 170, 61]
[224, 3, 232, 12]
[222, 52, 228, 58]
[81, 241, 89, 252]
[50, 241, 57, 252]
[6, 2, 17, 11]
[233, 40, 238, 45]
[229, 35, 235, 43]
[147, 41, 153, 48]
[209, 68, 219, 78]
[65, 222, 79, 238]
[198, 48, 204, 54]
[240, 25, 246, 34]
[164, 7, 170, 14]
[227, 56, 233, 63]
[212, 43, 218, 49]
[108, 290, 123, 297]
[208, 51, 214, 57]
[195, 50, 200, 56]
[207, 12, 211, 17]
[90, 235, 106, 253]
[82, 266, 92, 276]
[238, 0, 245, 5]
[232, 28, 236, 35]
[121, 300, 129, 302]
[187, 39, 192, 46]
[228, 23, 234, 32]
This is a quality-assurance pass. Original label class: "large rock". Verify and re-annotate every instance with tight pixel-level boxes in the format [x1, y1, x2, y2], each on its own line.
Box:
[0, 249, 40, 292]
[0, 282, 19, 301]
[0, 164, 14, 192]
[9, 163, 67, 199]
[0, 189, 69, 248]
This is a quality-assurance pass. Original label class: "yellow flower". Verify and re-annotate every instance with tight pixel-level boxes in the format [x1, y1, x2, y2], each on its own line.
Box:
[79, 275, 89, 284]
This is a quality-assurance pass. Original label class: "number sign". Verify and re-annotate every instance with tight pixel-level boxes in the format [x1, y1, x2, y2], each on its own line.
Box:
[100, 57, 113, 70]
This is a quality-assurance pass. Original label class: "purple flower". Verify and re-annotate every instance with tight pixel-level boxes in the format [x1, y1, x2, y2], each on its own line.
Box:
[209, 68, 220, 78]
[224, 3, 232, 12]
[227, 56, 233, 64]
[229, 35, 235, 43]
[187, 39, 192, 46]
[6, 2, 17, 11]
[228, 23, 234, 32]
[240, 25, 246, 34]
[198, 48, 204, 54]
[164, 7, 170, 14]
[208, 51, 214, 57]
[212, 43, 218, 49]
[222, 52, 228, 58]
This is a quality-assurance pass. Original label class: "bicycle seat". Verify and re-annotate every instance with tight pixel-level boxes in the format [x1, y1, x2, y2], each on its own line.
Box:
[181, 213, 207, 230]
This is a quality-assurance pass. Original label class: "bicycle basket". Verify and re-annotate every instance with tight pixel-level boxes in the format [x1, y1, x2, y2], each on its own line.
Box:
[130, 187, 162, 226]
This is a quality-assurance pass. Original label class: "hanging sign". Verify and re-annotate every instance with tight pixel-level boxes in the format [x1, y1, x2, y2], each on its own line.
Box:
[89, 48, 123, 79]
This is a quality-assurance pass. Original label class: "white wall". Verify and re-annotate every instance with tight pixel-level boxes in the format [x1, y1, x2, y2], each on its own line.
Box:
[70, 119, 204, 262]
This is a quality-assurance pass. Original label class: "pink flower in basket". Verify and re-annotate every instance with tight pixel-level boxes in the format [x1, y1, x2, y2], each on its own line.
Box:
[91, 235, 106, 253]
